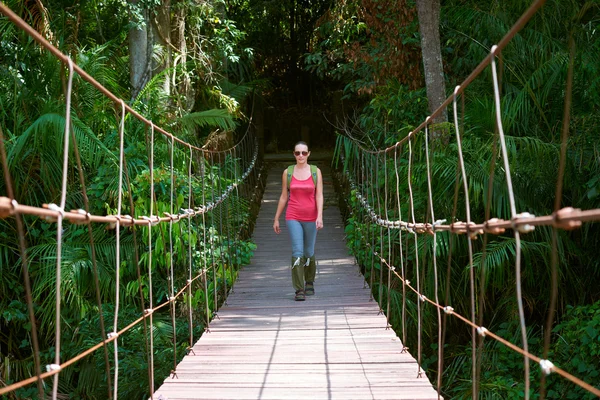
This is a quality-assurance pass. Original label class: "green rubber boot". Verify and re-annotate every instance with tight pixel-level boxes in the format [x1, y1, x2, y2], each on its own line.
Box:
[304, 255, 316, 295]
[291, 256, 306, 295]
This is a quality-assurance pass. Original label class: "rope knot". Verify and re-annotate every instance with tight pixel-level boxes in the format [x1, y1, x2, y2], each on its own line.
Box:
[513, 212, 536, 233]
[450, 221, 465, 234]
[121, 215, 134, 226]
[419, 295, 427, 302]
[70, 209, 92, 225]
[108, 215, 121, 230]
[144, 309, 154, 315]
[553, 207, 582, 230]
[477, 327, 488, 337]
[142, 215, 160, 226]
[484, 218, 506, 235]
[43, 203, 64, 222]
[164, 212, 178, 221]
[0, 197, 14, 218]
[46, 364, 62, 372]
[405, 280, 411, 286]
[539, 359, 554, 375]
[107, 332, 119, 339]
[443, 306, 454, 315]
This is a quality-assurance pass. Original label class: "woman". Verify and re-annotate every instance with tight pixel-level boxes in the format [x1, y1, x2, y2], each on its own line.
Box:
[273, 141, 324, 301]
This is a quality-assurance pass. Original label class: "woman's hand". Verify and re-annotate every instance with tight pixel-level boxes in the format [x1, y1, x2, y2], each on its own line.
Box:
[273, 219, 281, 234]
[316, 218, 323, 230]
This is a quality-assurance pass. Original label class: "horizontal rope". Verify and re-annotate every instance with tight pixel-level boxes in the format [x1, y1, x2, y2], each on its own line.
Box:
[344, 160, 600, 235]
[0, 143, 258, 226]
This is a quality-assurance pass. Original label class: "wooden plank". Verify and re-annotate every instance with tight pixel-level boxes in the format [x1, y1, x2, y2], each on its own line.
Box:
[153, 164, 441, 400]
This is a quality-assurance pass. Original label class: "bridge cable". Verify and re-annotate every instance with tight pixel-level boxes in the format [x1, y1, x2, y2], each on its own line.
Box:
[424, 119, 443, 399]
[452, 87, 479, 398]
[475, 52, 501, 397]
[490, 46, 531, 399]
[187, 145, 194, 354]
[393, 146, 408, 348]
[147, 122, 156, 399]
[49, 57, 74, 400]
[407, 137, 424, 377]
[168, 136, 178, 378]
[384, 150, 392, 328]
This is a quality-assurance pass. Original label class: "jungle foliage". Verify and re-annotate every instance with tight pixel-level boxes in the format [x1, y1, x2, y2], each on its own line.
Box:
[0, 0, 261, 398]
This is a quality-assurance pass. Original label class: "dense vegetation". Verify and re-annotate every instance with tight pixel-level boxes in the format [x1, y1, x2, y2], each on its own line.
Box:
[0, 0, 599, 399]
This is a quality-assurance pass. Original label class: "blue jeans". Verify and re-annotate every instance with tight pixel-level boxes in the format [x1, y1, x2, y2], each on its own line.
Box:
[286, 220, 317, 258]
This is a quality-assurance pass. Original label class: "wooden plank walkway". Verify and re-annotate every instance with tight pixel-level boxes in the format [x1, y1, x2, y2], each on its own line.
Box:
[154, 162, 440, 400]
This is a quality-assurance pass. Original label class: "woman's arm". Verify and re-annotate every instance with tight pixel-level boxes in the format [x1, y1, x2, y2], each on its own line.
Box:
[273, 170, 288, 234]
[315, 168, 324, 230]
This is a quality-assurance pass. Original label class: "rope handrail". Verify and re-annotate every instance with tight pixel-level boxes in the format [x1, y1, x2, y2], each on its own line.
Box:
[340, 154, 600, 397]
[0, 138, 260, 396]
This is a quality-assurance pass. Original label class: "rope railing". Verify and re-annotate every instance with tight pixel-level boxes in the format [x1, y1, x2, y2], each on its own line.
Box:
[333, 0, 600, 398]
[0, 3, 262, 399]
[338, 137, 600, 398]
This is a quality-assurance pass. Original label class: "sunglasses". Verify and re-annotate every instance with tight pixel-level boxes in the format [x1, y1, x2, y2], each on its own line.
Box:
[294, 151, 309, 156]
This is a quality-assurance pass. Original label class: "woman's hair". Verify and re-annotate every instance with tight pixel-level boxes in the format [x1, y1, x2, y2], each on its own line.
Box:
[294, 141, 309, 150]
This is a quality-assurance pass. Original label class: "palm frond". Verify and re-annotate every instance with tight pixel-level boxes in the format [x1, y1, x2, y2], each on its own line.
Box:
[178, 109, 237, 132]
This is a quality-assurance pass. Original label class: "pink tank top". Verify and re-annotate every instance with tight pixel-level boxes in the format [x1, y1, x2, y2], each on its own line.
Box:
[285, 175, 317, 221]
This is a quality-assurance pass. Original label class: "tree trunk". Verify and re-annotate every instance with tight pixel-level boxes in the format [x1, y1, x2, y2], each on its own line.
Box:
[415, 0, 447, 123]
[155, 0, 172, 98]
[172, 0, 193, 111]
[128, 0, 150, 100]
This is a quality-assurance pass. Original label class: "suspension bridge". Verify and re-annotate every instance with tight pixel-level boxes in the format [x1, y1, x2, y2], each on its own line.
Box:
[1, 0, 600, 399]
[152, 161, 439, 399]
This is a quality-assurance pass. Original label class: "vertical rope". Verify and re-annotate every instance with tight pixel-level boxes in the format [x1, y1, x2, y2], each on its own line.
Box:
[368, 154, 375, 300]
[384, 151, 392, 328]
[147, 122, 155, 399]
[209, 153, 218, 311]
[51, 57, 74, 399]
[407, 137, 423, 377]
[393, 145, 407, 347]
[218, 153, 229, 304]
[424, 119, 443, 398]
[112, 99, 126, 400]
[491, 45, 530, 399]
[359, 149, 368, 288]
[376, 153, 384, 309]
[168, 136, 177, 375]
[201, 154, 211, 331]
[452, 86, 478, 398]
[232, 147, 241, 267]
[188, 146, 194, 349]
[476, 59, 500, 397]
